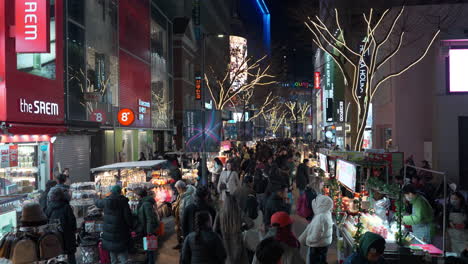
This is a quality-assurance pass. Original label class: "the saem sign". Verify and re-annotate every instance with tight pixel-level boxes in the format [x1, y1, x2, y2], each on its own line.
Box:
[15, 0, 50, 53]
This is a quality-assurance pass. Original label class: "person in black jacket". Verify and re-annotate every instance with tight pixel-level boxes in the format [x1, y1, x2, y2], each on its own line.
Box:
[264, 185, 291, 227]
[296, 159, 310, 193]
[46, 186, 77, 264]
[95, 185, 133, 264]
[182, 185, 216, 238]
[181, 210, 227, 264]
[39, 180, 57, 213]
[135, 188, 160, 264]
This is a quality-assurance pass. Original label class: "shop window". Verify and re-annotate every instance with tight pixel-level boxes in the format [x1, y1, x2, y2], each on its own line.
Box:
[0, 142, 50, 196]
[67, 22, 86, 120]
[68, 0, 85, 25]
[16, 2, 56, 79]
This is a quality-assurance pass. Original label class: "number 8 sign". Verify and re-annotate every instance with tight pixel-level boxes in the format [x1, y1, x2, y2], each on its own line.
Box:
[118, 108, 135, 126]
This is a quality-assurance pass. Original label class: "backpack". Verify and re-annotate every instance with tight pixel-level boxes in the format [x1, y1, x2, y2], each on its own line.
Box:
[38, 232, 63, 260]
[10, 238, 38, 264]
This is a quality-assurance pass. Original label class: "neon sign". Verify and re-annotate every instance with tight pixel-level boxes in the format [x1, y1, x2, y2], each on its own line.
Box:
[15, 0, 50, 53]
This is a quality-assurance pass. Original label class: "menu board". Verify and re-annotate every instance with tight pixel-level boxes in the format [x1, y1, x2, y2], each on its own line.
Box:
[336, 159, 357, 191]
[319, 153, 328, 173]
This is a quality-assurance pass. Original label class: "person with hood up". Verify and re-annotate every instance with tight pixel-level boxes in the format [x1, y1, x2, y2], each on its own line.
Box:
[135, 188, 160, 264]
[299, 194, 334, 264]
[181, 210, 227, 264]
[344, 232, 386, 264]
[182, 185, 216, 238]
[46, 186, 77, 264]
[253, 211, 304, 264]
[39, 180, 57, 213]
[95, 185, 134, 264]
[172, 181, 195, 250]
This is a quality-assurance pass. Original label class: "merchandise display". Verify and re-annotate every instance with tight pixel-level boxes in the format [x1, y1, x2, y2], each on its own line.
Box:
[70, 182, 97, 217]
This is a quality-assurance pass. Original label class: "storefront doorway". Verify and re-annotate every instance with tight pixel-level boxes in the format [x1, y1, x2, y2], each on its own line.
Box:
[459, 117, 468, 189]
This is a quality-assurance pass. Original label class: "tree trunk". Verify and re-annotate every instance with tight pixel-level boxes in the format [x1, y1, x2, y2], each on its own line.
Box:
[353, 100, 371, 151]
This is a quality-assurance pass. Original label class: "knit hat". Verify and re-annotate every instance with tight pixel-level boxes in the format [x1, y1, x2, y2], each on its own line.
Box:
[110, 185, 122, 194]
[21, 203, 48, 227]
[271, 211, 293, 228]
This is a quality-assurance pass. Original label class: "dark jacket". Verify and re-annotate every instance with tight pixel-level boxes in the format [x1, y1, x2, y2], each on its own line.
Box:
[95, 193, 134, 252]
[39, 189, 51, 213]
[180, 230, 227, 264]
[344, 232, 386, 264]
[264, 193, 291, 226]
[233, 185, 256, 213]
[296, 163, 310, 190]
[136, 196, 160, 236]
[45, 189, 77, 254]
[182, 199, 216, 238]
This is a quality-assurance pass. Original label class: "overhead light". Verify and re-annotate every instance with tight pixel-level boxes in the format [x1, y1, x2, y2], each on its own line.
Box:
[51, 136, 57, 143]
[217, 34, 225, 38]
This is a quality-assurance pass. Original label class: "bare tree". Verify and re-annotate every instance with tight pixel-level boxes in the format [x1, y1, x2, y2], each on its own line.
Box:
[305, 6, 440, 150]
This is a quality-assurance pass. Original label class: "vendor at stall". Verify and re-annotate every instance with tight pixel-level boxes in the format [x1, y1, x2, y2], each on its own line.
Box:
[344, 232, 386, 264]
[402, 184, 434, 243]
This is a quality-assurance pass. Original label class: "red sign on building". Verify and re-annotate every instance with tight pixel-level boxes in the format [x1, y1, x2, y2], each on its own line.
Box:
[195, 77, 202, 100]
[15, 0, 50, 53]
[314, 72, 321, 89]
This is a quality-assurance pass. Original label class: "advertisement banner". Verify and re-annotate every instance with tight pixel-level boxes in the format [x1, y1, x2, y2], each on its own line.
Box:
[0, 146, 9, 168]
[230, 36, 248, 90]
[184, 110, 222, 152]
[8, 145, 18, 167]
[15, 0, 50, 53]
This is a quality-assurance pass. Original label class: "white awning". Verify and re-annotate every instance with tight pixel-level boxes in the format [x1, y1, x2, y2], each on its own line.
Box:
[91, 160, 168, 173]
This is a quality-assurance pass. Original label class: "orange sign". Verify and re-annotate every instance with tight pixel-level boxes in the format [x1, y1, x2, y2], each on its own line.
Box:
[118, 108, 135, 126]
[195, 77, 202, 100]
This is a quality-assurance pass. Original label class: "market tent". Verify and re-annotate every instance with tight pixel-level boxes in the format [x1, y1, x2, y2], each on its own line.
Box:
[91, 160, 168, 173]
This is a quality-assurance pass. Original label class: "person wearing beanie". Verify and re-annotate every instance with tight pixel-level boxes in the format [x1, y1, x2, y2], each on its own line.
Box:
[299, 194, 334, 264]
[344, 232, 386, 264]
[95, 185, 133, 264]
[46, 187, 77, 264]
[134, 188, 159, 264]
[253, 211, 304, 264]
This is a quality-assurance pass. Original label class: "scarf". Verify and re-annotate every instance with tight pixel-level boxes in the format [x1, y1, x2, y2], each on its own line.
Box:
[275, 226, 300, 249]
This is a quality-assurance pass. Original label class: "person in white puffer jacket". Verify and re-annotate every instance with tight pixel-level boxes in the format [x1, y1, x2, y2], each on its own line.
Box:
[299, 194, 334, 264]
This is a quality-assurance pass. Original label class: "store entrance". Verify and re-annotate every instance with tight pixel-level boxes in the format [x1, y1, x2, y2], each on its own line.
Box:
[459, 117, 468, 189]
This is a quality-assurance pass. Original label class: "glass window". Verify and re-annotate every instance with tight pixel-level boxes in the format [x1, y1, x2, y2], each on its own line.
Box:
[16, 1, 56, 79]
[67, 22, 86, 120]
[68, 0, 85, 25]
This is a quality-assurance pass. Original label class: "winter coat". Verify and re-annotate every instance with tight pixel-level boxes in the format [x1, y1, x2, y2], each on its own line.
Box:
[402, 195, 434, 226]
[181, 230, 227, 264]
[48, 184, 71, 202]
[95, 193, 134, 252]
[170, 165, 182, 182]
[45, 190, 77, 254]
[182, 198, 217, 238]
[218, 170, 240, 201]
[344, 232, 386, 264]
[296, 163, 310, 191]
[299, 195, 333, 248]
[39, 189, 51, 213]
[263, 193, 291, 226]
[252, 227, 304, 264]
[136, 196, 159, 236]
[233, 185, 256, 214]
[179, 185, 196, 220]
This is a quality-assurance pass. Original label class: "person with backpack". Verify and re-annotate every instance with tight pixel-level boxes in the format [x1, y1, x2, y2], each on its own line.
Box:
[135, 188, 160, 264]
[181, 211, 227, 264]
[182, 185, 217, 238]
[95, 185, 134, 264]
[46, 187, 77, 264]
[299, 195, 334, 264]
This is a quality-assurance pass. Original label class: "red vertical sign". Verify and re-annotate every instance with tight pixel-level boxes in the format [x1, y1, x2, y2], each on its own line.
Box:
[9, 145, 18, 167]
[195, 77, 202, 100]
[15, 0, 50, 53]
[314, 72, 321, 89]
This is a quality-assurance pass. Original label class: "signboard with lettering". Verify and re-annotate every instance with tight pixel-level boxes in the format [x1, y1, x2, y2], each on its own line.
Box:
[19, 98, 59, 116]
[9, 145, 18, 167]
[358, 41, 370, 99]
[118, 108, 135, 126]
[195, 77, 202, 100]
[15, 0, 50, 53]
[314, 72, 321, 89]
[338, 100, 345, 122]
[90, 109, 106, 123]
[0, 146, 9, 168]
[138, 99, 150, 121]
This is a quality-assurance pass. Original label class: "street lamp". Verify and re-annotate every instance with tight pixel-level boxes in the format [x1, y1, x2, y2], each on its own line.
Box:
[200, 33, 227, 185]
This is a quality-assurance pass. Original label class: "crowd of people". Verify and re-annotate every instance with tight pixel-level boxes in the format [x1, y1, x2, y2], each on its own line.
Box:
[33, 139, 468, 264]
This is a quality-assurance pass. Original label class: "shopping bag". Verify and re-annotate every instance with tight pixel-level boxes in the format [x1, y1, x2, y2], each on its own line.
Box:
[143, 235, 158, 251]
[154, 222, 165, 237]
[296, 192, 312, 219]
[98, 241, 111, 264]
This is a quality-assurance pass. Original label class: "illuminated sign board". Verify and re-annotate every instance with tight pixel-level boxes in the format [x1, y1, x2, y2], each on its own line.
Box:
[230, 36, 248, 90]
[314, 72, 321, 89]
[19, 98, 58, 116]
[118, 108, 135, 126]
[280, 82, 312, 88]
[15, 0, 50, 53]
[358, 41, 370, 99]
[138, 99, 150, 121]
[338, 100, 344, 122]
[195, 77, 202, 100]
[448, 48, 468, 93]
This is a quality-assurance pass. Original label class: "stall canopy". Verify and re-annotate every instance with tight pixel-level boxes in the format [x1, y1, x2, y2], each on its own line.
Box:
[91, 160, 167, 173]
